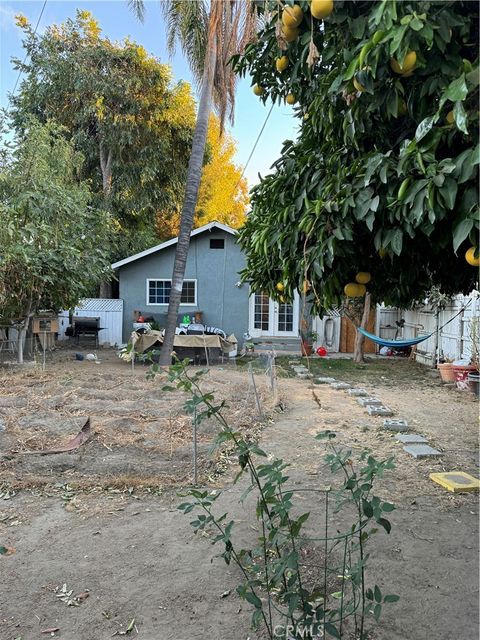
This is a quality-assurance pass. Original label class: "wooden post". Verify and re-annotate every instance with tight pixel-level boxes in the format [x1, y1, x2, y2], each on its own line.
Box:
[249, 362, 263, 420]
[192, 406, 198, 485]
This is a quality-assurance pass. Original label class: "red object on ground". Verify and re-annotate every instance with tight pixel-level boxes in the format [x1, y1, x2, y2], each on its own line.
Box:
[316, 346, 327, 357]
[452, 364, 477, 390]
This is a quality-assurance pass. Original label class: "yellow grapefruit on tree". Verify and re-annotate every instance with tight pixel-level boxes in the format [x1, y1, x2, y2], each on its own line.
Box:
[286, 93, 297, 105]
[353, 76, 366, 93]
[355, 272, 371, 284]
[344, 282, 366, 297]
[390, 50, 417, 75]
[276, 282, 285, 292]
[310, 0, 334, 20]
[253, 84, 264, 96]
[276, 56, 289, 73]
[465, 247, 480, 267]
[281, 25, 299, 42]
[446, 110, 455, 124]
[282, 5, 303, 28]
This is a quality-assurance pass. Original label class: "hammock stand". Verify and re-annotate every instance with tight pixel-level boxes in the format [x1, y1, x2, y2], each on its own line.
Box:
[357, 300, 472, 350]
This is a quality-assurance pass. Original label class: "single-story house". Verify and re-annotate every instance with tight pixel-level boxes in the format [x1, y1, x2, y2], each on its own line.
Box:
[111, 221, 302, 347]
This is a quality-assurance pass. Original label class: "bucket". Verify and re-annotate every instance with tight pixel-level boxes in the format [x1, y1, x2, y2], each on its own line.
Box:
[437, 362, 456, 383]
[467, 372, 480, 397]
[452, 364, 478, 390]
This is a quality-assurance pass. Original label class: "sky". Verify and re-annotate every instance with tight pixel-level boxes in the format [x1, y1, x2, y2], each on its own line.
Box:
[0, 0, 300, 187]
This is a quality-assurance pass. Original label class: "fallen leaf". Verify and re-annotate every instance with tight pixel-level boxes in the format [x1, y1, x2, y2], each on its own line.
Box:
[41, 628, 60, 634]
[0, 545, 16, 555]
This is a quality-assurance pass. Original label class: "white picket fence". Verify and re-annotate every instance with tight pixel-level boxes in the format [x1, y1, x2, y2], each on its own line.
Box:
[376, 292, 480, 365]
[58, 298, 124, 347]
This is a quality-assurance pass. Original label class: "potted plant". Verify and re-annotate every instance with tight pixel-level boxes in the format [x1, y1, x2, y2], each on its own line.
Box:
[301, 330, 317, 357]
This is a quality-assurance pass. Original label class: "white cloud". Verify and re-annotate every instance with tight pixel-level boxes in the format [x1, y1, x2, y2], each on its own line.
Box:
[0, 4, 22, 37]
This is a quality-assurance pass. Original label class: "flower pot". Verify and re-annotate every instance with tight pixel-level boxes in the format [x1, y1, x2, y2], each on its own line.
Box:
[437, 362, 456, 383]
[301, 343, 313, 356]
[467, 372, 480, 397]
[452, 364, 478, 390]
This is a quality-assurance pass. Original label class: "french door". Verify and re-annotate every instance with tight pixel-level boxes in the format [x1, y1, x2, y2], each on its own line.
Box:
[249, 291, 299, 337]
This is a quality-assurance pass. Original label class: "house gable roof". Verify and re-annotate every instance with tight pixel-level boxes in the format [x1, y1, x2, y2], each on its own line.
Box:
[111, 221, 237, 270]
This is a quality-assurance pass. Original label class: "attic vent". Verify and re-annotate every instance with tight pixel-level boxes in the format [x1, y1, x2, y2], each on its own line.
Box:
[210, 238, 225, 249]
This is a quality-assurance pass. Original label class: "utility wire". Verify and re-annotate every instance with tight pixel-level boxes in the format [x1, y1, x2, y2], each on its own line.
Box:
[12, 0, 48, 95]
[235, 102, 274, 190]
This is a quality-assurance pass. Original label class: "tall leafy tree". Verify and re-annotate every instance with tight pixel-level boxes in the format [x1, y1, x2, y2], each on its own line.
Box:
[234, 0, 479, 362]
[0, 120, 111, 363]
[9, 10, 196, 276]
[156, 113, 249, 239]
[129, 0, 256, 364]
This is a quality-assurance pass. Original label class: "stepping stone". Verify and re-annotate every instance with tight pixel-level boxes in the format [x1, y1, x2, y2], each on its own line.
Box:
[315, 377, 336, 384]
[357, 397, 383, 407]
[347, 388, 368, 397]
[430, 472, 479, 493]
[383, 419, 409, 432]
[297, 372, 313, 379]
[404, 444, 442, 459]
[330, 382, 351, 390]
[395, 433, 427, 444]
[293, 366, 307, 372]
[366, 405, 394, 416]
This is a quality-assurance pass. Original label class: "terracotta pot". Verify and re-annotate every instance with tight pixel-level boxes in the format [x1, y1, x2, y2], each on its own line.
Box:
[452, 364, 478, 390]
[301, 343, 313, 356]
[437, 362, 456, 383]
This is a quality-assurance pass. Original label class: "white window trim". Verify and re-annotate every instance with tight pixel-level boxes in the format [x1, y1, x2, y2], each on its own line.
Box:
[146, 278, 197, 306]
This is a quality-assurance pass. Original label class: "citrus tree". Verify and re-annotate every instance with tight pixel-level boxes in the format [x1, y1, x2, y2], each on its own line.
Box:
[0, 120, 111, 363]
[233, 0, 479, 361]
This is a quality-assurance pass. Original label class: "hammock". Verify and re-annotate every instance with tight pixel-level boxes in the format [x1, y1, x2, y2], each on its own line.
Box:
[357, 300, 472, 349]
[358, 327, 432, 349]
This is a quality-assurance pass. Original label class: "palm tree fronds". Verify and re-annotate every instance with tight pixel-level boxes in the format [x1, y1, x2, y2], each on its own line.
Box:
[128, 0, 146, 22]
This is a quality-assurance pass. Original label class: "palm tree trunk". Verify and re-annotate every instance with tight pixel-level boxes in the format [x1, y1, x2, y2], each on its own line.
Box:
[353, 292, 372, 364]
[159, 42, 217, 365]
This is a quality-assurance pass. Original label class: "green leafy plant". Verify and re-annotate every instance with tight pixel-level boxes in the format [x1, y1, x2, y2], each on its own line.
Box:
[232, 1, 478, 335]
[152, 359, 398, 639]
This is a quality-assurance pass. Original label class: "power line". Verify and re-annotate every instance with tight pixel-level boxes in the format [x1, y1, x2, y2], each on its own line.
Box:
[12, 0, 48, 95]
[236, 102, 274, 189]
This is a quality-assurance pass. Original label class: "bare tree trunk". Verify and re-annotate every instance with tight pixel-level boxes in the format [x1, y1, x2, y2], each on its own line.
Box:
[353, 292, 372, 364]
[99, 141, 113, 298]
[159, 43, 217, 365]
[99, 142, 113, 195]
[16, 314, 32, 365]
[17, 327, 25, 365]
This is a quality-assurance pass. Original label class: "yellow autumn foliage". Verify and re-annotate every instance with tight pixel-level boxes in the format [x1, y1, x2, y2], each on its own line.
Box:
[157, 114, 248, 238]
[196, 115, 249, 228]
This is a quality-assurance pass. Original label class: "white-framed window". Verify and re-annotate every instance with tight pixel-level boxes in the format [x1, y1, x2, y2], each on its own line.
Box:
[146, 279, 197, 306]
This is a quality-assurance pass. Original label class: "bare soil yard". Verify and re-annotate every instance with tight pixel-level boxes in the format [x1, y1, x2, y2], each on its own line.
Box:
[0, 351, 478, 640]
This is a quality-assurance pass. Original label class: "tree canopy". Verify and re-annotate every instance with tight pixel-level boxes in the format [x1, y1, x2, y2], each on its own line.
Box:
[234, 0, 479, 313]
[0, 120, 111, 332]
[156, 114, 249, 238]
[10, 10, 196, 258]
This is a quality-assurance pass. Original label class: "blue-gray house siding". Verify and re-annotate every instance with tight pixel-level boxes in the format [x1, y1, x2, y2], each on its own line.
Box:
[116, 226, 249, 343]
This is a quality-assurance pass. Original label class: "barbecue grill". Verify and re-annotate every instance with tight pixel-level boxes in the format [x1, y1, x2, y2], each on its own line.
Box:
[67, 316, 103, 347]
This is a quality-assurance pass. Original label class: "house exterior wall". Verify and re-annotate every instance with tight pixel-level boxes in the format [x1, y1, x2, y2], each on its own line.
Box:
[118, 229, 250, 343]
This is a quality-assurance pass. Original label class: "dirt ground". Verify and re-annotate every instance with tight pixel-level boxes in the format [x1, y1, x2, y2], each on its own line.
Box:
[0, 350, 478, 640]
